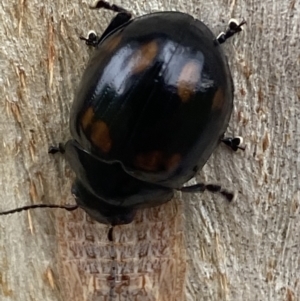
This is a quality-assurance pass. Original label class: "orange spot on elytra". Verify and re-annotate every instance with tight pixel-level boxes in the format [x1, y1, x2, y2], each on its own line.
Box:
[135, 151, 163, 171]
[131, 40, 158, 74]
[102, 33, 122, 52]
[81, 107, 94, 130]
[135, 151, 181, 172]
[165, 153, 181, 171]
[90, 120, 112, 153]
[80, 107, 112, 153]
[177, 61, 201, 103]
[212, 88, 225, 110]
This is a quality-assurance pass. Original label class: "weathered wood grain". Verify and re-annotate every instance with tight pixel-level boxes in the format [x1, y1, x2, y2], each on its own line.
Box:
[0, 0, 299, 300]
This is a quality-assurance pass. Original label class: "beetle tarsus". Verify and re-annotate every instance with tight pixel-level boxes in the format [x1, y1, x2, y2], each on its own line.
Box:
[222, 136, 246, 151]
[80, 30, 99, 47]
[90, 0, 129, 14]
[48, 143, 65, 154]
[216, 19, 246, 44]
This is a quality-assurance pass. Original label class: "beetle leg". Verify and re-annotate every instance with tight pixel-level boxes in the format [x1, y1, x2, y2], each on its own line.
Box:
[98, 11, 132, 43]
[80, 1, 132, 47]
[215, 19, 246, 44]
[221, 136, 246, 151]
[178, 183, 235, 202]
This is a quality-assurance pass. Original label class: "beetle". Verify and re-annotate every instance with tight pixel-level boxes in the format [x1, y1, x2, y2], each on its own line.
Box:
[1, 1, 245, 225]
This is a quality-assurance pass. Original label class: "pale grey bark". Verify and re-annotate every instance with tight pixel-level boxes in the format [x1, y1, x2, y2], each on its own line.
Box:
[0, 0, 299, 301]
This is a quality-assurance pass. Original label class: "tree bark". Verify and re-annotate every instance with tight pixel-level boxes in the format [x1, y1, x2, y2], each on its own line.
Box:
[0, 0, 299, 301]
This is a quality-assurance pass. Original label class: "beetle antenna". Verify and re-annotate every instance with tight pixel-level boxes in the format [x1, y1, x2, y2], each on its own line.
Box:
[0, 204, 78, 216]
[178, 183, 235, 202]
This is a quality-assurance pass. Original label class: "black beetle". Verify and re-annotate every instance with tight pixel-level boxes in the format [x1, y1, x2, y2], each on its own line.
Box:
[1, 1, 245, 225]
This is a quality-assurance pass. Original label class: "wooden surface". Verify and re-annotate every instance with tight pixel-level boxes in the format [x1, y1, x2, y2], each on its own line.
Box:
[0, 0, 299, 300]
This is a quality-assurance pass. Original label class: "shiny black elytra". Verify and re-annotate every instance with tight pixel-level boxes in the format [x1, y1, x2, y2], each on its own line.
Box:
[53, 1, 245, 225]
[1, 1, 246, 225]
